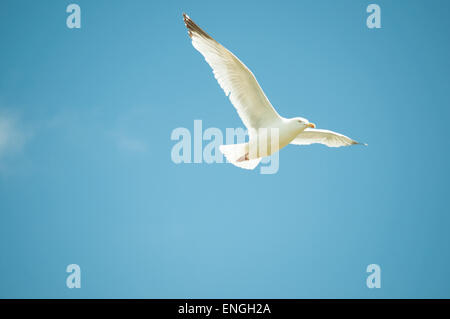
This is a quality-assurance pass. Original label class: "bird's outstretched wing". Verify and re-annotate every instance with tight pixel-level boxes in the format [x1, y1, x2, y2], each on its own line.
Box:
[183, 13, 281, 130]
[291, 128, 364, 148]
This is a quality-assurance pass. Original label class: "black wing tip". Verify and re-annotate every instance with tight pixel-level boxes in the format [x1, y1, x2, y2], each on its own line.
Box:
[182, 12, 213, 40]
[182, 13, 194, 38]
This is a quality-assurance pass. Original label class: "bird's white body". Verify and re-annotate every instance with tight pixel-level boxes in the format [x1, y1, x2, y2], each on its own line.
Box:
[183, 14, 365, 170]
[246, 118, 308, 158]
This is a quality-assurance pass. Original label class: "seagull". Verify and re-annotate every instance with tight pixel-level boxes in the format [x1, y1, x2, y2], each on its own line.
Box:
[183, 13, 365, 170]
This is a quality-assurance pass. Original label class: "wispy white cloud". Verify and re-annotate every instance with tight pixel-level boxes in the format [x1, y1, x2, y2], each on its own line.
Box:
[0, 110, 31, 174]
[108, 106, 149, 153]
[0, 112, 27, 159]
[117, 135, 147, 152]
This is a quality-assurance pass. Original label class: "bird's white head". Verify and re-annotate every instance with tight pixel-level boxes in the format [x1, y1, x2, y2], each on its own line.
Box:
[288, 117, 316, 131]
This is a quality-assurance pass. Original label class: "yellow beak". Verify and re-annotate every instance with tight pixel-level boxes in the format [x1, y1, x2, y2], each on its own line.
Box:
[307, 123, 316, 128]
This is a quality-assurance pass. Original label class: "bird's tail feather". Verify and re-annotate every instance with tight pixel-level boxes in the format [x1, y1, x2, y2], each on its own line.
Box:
[219, 143, 261, 170]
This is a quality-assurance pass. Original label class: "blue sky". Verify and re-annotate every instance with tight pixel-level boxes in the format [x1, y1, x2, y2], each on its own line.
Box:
[0, 0, 449, 298]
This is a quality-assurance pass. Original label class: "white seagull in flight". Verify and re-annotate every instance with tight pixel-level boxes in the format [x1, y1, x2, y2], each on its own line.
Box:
[183, 13, 365, 170]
